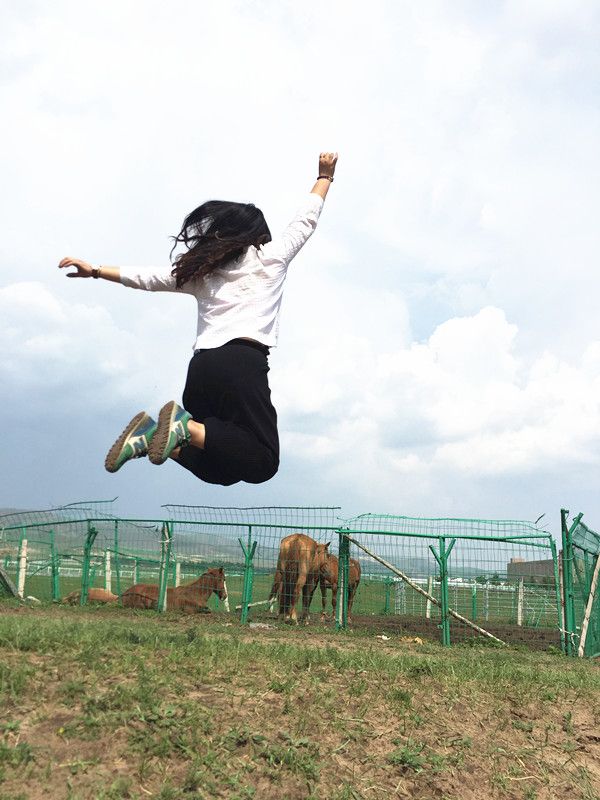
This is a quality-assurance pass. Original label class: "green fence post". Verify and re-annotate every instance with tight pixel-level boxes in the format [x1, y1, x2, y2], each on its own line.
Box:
[430, 537, 456, 647]
[561, 509, 581, 656]
[80, 523, 99, 606]
[549, 537, 563, 653]
[239, 525, 257, 624]
[335, 529, 350, 630]
[157, 522, 173, 612]
[113, 520, 122, 601]
[50, 530, 60, 602]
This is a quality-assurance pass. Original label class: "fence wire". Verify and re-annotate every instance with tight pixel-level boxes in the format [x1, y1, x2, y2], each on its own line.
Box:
[0, 505, 575, 653]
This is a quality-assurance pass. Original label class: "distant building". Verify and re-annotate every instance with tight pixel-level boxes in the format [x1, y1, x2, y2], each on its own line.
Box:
[506, 555, 559, 585]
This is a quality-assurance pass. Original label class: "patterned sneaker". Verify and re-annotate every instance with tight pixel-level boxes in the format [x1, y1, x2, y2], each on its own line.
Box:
[147, 401, 192, 465]
[104, 412, 157, 473]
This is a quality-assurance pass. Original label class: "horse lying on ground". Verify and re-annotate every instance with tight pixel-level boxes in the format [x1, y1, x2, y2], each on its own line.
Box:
[268, 533, 330, 624]
[121, 567, 227, 612]
[317, 555, 361, 622]
[63, 588, 118, 605]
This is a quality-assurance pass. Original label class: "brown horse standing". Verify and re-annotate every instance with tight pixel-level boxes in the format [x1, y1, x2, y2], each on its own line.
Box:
[318, 555, 361, 622]
[268, 533, 330, 624]
[121, 567, 227, 612]
[63, 588, 119, 605]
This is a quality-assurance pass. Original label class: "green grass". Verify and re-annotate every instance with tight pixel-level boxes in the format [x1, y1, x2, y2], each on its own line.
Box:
[0, 605, 599, 799]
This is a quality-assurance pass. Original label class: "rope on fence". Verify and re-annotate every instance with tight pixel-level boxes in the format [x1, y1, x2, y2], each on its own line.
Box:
[344, 534, 507, 646]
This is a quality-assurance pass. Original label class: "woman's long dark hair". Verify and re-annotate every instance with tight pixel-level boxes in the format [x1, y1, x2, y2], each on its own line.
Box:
[170, 201, 271, 288]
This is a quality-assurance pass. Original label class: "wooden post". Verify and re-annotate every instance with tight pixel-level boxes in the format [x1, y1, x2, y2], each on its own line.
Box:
[425, 576, 433, 619]
[578, 554, 600, 657]
[174, 560, 181, 588]
[104, 550, 112, 593]
[222, 581, 230, 613]
[516, 578, 524, 627]
[17, 538, 28, 598]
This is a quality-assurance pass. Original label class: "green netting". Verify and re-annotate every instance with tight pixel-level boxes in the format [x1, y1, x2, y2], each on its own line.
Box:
[564, 513, 600, 658]
[0, 504, 569, 652]
[340, 514, 560, 648]
[163, 507, 341, 616]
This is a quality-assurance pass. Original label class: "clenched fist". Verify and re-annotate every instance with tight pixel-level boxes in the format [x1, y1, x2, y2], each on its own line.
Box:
[318, 152, 338, 179]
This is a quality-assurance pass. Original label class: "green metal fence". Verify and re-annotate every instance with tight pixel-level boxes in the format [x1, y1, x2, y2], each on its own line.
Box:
[0, 502, 583, 653]
[335, 514, 562, 650]
[561, 509, 600, 658]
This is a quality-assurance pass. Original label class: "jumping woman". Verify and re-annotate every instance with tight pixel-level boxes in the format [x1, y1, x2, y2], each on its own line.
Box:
[59, 152, 338, 486]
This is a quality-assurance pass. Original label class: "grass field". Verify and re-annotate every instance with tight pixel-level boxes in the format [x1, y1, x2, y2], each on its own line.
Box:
[0, 602, 599, 800]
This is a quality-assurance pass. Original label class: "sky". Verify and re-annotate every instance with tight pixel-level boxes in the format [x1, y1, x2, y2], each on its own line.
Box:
[1, 0, 599, 538]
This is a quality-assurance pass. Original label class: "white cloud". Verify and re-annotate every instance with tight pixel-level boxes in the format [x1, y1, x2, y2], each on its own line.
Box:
[1, 1, 599, 526]
[277, 307, 600, 507]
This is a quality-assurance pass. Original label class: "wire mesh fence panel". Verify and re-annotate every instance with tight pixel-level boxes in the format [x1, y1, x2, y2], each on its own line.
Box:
[341, 514, 560, 648]
[1, 504, 573, 654]
[0, 522, 87, 601]
[565, 515, 600, 657]
[165, 507, 342, 619]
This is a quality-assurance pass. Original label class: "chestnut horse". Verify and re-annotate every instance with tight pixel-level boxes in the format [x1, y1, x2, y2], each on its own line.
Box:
[317, 555, 361, 622]
[63, 588, 118, 605]
[121, 567, 227, 612]
[268, 534, 330, 624]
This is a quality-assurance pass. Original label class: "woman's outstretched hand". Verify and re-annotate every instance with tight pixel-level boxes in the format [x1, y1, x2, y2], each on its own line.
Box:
[58, 257, 94, 277]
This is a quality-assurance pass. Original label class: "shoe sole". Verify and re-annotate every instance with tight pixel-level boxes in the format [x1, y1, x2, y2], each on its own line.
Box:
[104, 411, 149, 473]
[148, 401, 184, 465]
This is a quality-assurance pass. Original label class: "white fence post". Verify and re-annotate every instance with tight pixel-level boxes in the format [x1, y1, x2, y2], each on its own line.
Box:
[425, 576, 433, 618]
[484, 584, 490, 622]
[222, 580, 230, 613]
[516, 578, 524, 627]
[174, 561, 181, 588]
[104, 550, 112, 592]
[17, 539, 28, 598]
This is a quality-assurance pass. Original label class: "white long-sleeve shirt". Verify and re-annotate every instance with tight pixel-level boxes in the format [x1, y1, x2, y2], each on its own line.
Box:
[119, 193, 324, 350]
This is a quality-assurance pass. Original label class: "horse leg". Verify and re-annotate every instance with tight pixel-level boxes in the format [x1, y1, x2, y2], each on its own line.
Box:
[348, 584, 357, 623]
[331, 581, 338, 620]
[320, 576, 328, 621]
[301, 574, 317, 625]
[269, 568, 283, 617]
[289, 565, 308, 625]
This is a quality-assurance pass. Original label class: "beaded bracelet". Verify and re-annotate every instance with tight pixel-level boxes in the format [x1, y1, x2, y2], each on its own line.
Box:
[317, 175, 334, 182]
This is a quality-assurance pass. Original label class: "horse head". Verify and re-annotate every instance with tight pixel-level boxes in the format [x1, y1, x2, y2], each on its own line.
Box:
[313, 541, 331, 573]
[210, 566, 227, 601]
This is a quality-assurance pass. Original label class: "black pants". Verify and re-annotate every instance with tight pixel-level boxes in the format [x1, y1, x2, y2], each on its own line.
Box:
[176, 339, 280, 486]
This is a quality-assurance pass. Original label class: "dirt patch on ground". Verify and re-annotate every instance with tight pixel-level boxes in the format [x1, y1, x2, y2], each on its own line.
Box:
[1, 604, 598, 799]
